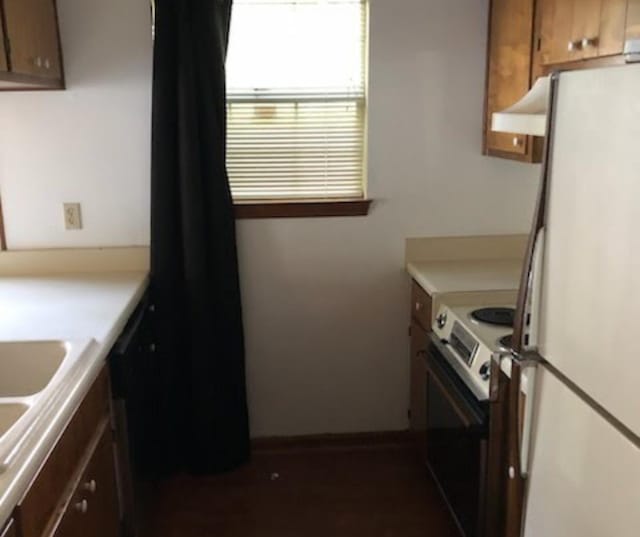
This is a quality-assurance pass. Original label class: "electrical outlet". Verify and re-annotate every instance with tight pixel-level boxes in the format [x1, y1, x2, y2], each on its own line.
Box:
[63, 203, 82, 230]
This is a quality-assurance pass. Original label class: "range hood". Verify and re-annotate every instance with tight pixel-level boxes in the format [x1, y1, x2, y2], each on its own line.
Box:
[491, 76, 550, 137]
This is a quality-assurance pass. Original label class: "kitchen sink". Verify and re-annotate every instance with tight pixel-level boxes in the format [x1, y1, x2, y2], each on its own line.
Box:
[0, 341, 67, 397]
[0, 404, 29, 439]
[0, 339, 94, 472]
[0, 403, 29, 437]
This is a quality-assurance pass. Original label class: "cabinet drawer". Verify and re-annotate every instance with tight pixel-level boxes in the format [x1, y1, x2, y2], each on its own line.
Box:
[17, 368, 111, 537]
[49, 421, 119, 537]
[411, 280, 432, 330]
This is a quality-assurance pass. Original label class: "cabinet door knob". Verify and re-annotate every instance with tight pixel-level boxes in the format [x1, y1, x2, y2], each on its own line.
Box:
[74, 499, 89, 514]
[34, 56, 43, 67]
[82, 479, 97, 493]
[44, 58, 51, 70]
[512, 136, 523, 147]
[567, 40, 582, 52]
[581, 37, 598, 48]
[415, 302, 422, 312]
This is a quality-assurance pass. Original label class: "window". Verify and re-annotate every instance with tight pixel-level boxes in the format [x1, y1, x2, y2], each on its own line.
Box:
[226, 0, 368, 204]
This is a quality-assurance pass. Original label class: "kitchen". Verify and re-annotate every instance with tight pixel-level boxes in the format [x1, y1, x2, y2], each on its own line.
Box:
[0, 1, 638, 537]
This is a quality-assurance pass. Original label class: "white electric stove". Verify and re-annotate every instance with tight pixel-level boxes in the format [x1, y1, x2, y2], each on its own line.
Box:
[430, 303, 516, 401]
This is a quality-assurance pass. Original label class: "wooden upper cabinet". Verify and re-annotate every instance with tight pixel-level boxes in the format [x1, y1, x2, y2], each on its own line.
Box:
[540, 0, 628, 65]
[597, 0, 629, 56]
[485, 0, 539, 161]
[1, 0, 64, 88]
[539, 0, 574, 64]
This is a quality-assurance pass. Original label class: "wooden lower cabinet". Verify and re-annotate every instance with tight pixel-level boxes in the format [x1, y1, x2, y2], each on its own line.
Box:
[409, 321, 429, 443]
[409, 280, 433, 457]
[15, 367, 120, 537]
[0, 519, 17, 537]
[51, 422, 118, 537]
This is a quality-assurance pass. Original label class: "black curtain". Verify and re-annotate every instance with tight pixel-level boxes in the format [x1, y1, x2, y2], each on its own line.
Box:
[145, 0, 249, 476]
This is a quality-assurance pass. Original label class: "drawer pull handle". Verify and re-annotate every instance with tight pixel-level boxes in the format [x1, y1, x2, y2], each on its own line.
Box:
[74, 499, 89, 514]
[82, 479, 97, 493]
[415, 302, 422, 312]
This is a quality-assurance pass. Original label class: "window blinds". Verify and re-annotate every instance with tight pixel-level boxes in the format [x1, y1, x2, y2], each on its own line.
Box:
[226, 0, 367, 201]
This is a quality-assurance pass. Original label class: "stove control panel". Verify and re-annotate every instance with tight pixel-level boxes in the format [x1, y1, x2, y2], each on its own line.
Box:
[432, 303, 514, 401]
[450, 321, 479, 366]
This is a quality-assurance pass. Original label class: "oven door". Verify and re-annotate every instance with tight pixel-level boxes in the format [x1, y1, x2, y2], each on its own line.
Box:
[426, 335, 488, 537]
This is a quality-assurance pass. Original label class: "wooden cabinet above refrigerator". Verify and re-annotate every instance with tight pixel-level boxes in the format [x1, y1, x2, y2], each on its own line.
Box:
[0, 0, 65, 90]
[538, 0, 628, 65]
[484, 0, 631, 163]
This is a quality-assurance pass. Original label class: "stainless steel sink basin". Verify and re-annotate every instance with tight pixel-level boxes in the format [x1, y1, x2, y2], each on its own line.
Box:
[0, 341, 67, 397]
[0, 404, 29, 438]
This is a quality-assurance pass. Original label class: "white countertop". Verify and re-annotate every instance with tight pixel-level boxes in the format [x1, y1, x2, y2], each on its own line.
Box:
[0, 271, 148, 526]
[407, 259, 523, 296]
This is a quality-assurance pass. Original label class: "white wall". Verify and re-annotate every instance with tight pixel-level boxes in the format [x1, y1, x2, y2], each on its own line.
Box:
[237, 0, 540, 437]
[0, 0, 152, 249]
[0, 0, 540, 437]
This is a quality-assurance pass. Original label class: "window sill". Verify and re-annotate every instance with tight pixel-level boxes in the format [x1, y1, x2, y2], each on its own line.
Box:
[234, 199, 373, 219]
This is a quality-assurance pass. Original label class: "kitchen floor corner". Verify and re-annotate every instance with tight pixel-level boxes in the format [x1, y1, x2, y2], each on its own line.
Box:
[143, 437, 459, 537]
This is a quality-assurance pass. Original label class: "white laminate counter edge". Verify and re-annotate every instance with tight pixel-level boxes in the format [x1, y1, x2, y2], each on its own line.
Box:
[0, 274, 149, 527]
[407, 262, 440, 296]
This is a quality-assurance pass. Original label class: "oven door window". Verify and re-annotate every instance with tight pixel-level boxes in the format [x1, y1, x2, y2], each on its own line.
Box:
[426, 344, 487, 537]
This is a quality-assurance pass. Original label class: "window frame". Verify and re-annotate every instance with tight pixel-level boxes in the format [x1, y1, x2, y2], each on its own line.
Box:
[227, 0, 371, 219]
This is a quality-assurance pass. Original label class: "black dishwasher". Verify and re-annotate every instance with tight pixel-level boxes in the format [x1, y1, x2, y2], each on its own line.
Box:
[109, 293, 155, 537]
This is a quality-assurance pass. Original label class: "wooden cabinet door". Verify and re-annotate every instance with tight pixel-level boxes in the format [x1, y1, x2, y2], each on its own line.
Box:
[0, 8, 8, 73]
[596, 0, 628, 57]
[540, 0, 627, 63]
[3, 0, 62, 79]
[540, 0, 575, 64]
[53, 424, 119, 537]
[409, 321, 429, 447]
[485, 0, 535, 158]
[80, 425, 120, 537]
[570, 0, 603, 59]
[0, 519, 17, 537]
[410, 280, 432, 331]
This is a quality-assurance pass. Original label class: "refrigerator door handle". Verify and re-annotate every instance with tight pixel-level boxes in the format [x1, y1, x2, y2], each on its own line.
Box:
[513, 354, 542, 478]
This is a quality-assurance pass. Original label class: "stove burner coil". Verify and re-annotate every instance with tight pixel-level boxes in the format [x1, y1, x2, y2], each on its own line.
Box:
[470, 307, 515, 327]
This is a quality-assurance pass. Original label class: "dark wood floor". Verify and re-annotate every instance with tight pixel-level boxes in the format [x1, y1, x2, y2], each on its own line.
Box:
[144, 437, 460, 537]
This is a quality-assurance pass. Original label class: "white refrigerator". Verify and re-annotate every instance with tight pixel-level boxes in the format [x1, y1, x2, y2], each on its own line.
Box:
[519, 64, 640, 537]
